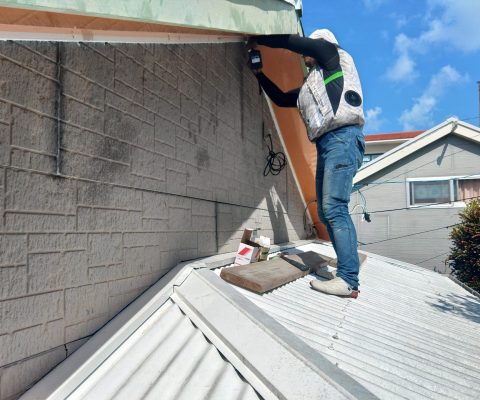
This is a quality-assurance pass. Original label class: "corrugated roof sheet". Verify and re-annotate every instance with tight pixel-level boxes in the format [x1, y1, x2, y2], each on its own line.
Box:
[66, 298, 260, 400]
[219, 242, 480, 400]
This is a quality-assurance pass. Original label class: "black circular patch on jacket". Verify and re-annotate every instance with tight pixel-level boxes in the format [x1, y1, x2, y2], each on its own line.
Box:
[345, 90, 362, 107]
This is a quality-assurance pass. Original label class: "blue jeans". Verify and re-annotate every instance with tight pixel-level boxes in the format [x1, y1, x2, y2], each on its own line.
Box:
[315, 125, 365, 289]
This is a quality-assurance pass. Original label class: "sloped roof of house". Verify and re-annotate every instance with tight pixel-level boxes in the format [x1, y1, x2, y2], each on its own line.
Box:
[355, 118, 480, 184]
[365, 130, 424, 143]
[23, 241, 480, 400]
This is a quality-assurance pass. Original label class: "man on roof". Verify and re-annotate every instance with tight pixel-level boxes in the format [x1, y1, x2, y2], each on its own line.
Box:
[248, 30, 365, 297]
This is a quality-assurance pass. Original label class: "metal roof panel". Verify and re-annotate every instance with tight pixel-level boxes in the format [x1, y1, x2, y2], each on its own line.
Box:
[219, 242, 480, 400]
[68, 299, 260, 400]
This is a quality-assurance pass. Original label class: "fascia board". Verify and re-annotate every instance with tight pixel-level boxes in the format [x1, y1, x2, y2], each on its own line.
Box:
[453, 123, 480, 143]
[365, 139, 408, 145]
[354, 121, 454, 184]
[171, 268, 378, 400]
[0, 23, 245, 43]
[0, 0, 300, 35]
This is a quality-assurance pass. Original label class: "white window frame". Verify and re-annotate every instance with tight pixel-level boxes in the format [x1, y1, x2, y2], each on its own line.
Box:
[406, 174, 480, 209]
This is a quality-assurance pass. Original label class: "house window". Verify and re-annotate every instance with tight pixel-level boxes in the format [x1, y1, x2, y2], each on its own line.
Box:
[407, 176, 480, 207]
[409, 180, 451, 205]
[362, 153, 382, 166]
[456, 178, 480, 201]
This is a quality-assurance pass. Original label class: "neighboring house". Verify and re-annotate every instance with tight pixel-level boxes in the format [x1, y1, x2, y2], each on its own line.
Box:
[352, 118, 480, 272]
[363, 130, 424, 166]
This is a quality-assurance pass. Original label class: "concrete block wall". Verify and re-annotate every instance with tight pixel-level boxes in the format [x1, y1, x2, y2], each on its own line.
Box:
[0, 40, 307, 399]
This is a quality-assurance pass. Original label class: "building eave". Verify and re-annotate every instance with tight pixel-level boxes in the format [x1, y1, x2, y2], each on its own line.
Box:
[0, 0, 301, 37]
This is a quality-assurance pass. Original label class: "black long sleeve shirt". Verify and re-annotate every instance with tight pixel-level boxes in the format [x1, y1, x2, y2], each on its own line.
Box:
[255, 34, 344, 112]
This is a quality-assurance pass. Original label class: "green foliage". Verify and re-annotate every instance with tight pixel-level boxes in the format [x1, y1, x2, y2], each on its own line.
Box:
[449, 199, 480, 291]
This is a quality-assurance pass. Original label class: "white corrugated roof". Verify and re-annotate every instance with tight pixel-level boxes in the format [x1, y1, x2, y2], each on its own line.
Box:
[67, 299, 260, 400]
[24, 241, 479, 400]
[23, 247, 377, 400]
[219, 242, 480, 400]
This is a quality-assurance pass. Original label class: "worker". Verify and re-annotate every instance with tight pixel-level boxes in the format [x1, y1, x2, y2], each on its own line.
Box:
[248, 30, 365, 297]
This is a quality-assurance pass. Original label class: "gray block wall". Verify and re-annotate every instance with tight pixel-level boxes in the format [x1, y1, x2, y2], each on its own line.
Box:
[0, 41, 307, 399]
[353, 135, 480, 272]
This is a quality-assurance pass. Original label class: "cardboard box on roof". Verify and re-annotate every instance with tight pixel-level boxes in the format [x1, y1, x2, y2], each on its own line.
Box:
[234, 229, 261, 265]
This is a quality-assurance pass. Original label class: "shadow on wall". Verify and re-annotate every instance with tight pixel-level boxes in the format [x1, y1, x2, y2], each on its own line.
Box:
[265, 196, 288, 244]
[427, 293, 480, 324]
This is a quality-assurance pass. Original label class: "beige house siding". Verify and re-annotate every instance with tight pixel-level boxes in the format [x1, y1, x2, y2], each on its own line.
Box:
[0, 41, 306, 399]
[353, 135, 480, 272]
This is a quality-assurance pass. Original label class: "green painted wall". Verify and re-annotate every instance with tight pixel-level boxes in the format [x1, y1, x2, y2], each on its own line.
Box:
[0, 0, 300, 34]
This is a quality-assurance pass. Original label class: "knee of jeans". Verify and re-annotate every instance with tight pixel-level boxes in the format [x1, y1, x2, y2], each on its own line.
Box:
[322, 200, 348, 222]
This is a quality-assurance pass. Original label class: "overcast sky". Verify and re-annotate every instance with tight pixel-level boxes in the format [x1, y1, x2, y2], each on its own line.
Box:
[301, 0, 480, 134]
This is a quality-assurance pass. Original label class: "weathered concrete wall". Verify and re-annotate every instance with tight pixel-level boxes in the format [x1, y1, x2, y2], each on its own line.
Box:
[0, 41, 307, 399]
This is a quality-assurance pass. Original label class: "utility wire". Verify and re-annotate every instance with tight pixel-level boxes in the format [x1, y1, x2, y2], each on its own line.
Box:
[358, 223, 459, 246]
[350, 194, 480, 216]
[417, 251, 451, 264]
[357, 171, 480, 188]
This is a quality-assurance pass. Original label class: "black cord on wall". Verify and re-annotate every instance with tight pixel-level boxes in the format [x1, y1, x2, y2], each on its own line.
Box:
[263, 134, 287, 176]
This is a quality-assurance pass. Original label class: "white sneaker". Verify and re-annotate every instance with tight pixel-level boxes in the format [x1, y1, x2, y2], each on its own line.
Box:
[310, 277, 358, 298]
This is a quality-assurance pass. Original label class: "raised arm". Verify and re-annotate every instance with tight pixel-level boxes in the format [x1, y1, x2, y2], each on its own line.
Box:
[255, 72, 300, 108]
[256, 34, 340, 71]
